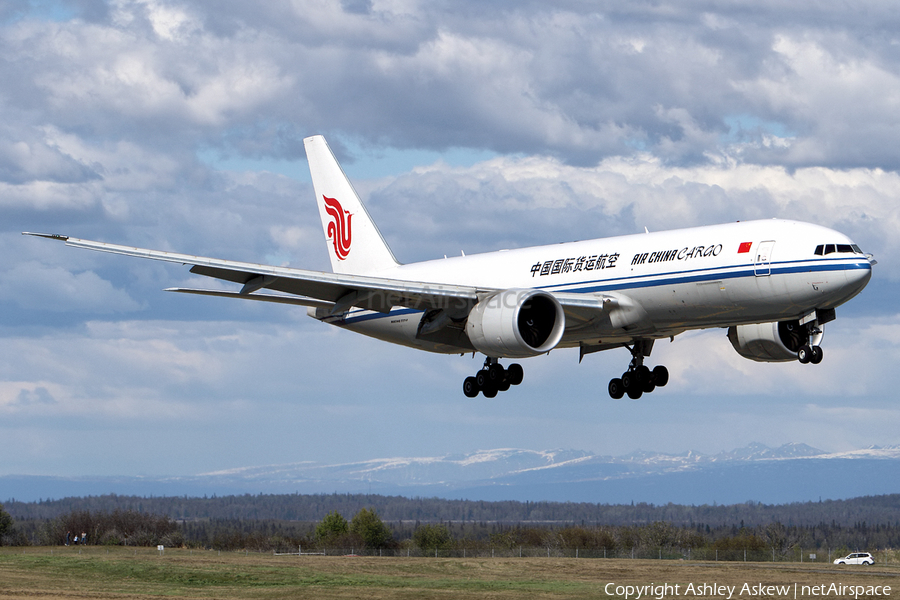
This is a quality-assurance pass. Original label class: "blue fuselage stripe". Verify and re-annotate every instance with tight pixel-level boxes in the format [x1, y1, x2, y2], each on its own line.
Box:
[547, 258, 869, 295]
[340, 258, 870, 325]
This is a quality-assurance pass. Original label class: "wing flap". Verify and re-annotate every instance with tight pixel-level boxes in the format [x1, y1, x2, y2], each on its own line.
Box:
[166, 288, 335, 309]
[552, 291, 614, 326]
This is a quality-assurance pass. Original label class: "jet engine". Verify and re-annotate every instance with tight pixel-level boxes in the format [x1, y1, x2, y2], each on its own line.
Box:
[727, 320, 822, 362]
[466, 289, 565, 358]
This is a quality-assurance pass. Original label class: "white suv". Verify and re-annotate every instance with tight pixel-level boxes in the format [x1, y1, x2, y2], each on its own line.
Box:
[833, 552, 875, 565]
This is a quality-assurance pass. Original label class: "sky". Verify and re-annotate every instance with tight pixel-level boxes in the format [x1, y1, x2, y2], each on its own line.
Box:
[1, 0, 899, 482]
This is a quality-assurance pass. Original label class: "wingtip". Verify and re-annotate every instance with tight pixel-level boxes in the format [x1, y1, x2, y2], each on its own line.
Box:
[22, 232, 69, 241]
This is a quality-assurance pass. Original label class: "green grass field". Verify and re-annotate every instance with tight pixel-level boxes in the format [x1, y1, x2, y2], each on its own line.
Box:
[1, 547, 897, 599]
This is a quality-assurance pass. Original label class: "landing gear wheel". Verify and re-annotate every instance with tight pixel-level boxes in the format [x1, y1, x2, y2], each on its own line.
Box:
[507, 363, 524, 386]
[810, 345, 823, 364]
[476, 370, 489, 389]
[635, 365, 654, 393]
[482, 385, 498, 398]
[652, 365, 669, 387]
[626, 386, 643, 400]
[621, 371, 637, 391]
[488, 363, 505, 383]
[497, 377, 511, 392]
[608, 378, 625, 399]
[463, 376, 479, 398]
[798, 344, 812, 364]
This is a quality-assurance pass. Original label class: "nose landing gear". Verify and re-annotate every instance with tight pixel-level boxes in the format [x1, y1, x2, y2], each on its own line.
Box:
[463, 357, 524, 398]
[789, 310, 831, 365]
[797, 344, 823, 364]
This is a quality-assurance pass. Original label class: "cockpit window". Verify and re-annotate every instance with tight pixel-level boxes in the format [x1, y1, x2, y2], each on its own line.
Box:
[815, 243, 863, 256]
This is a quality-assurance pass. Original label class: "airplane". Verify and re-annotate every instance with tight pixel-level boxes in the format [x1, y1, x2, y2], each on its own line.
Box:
[24, 135, 875, 399]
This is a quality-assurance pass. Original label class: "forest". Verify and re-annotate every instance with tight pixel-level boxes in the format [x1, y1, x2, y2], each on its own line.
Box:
[1, 492, 898, 560]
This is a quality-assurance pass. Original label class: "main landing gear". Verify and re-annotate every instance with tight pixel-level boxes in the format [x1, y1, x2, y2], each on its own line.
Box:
[463, 357, 524, 398]
[608, 342, 669, 400]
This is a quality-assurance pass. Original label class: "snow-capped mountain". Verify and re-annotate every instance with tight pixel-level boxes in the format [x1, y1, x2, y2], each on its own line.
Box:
[201, 448, 594, 486]
[4, 443, 900, 504]
[196, 442, 896, 489]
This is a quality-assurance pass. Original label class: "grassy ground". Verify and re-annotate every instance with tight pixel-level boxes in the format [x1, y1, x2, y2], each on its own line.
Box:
[1, 547, 897, 599]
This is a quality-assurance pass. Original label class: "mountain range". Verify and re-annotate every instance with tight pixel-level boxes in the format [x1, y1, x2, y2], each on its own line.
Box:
[4, 443, 900, 505]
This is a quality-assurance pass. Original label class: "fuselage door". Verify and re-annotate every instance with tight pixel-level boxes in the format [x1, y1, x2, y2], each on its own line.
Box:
[754, 240, 775, 277]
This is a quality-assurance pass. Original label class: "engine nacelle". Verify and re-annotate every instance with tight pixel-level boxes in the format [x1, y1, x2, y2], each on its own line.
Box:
[727, 320, 823, 363]
[466, 289, 565, 358]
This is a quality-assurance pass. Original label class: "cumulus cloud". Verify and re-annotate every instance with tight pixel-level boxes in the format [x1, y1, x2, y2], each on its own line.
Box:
[2, 1, 899, 169]
[0, 262, 143, 312]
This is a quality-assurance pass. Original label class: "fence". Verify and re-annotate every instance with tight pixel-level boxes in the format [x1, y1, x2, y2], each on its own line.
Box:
[6, 545, 895, 565]
[265, 546, 893, 563]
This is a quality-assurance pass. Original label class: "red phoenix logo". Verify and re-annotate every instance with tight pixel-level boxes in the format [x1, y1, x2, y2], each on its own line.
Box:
[323, 195, 352, 260]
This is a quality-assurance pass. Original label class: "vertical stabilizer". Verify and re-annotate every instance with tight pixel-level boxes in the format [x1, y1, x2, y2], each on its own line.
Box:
[304, 135, 400, 275]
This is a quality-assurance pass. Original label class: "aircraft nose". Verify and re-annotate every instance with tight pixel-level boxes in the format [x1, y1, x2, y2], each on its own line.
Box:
[844, 260, 873, 296]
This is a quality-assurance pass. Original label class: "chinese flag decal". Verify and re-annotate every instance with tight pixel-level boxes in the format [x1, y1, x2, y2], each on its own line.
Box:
[738, 241, 752, 254]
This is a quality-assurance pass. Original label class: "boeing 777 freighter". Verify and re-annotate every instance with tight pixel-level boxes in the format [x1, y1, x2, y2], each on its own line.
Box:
[25, 136, 874, 399]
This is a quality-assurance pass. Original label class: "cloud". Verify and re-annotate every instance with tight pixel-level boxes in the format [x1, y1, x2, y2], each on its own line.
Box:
[0, 262, 143, 312]
[660, 315, 900, 400]
[2, 1, 899, 168]
[734, 34, 900, 169]
[0, 129, 101, 185]
[0, 308, 896, 472]
[13, 385, 56, 407]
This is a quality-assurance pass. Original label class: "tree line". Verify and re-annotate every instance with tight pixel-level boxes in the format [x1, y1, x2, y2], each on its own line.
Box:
[6, 492, 900, 527]
[2, 501, 897, 560]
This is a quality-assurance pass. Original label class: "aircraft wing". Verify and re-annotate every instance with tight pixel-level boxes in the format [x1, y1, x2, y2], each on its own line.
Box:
[23, 233, 480, 315]
[23, 233, 620, 325]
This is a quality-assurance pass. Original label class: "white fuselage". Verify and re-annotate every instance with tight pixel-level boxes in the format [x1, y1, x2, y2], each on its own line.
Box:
[316, 219, 872, 354]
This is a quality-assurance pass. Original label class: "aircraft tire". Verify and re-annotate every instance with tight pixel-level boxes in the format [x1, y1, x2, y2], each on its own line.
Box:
[482, 384, 498, 398]
[497, 378, 511, 392]
[798, 344, 812, 364]
[810, 346, 823, 364]
[621, 371, 636, 390]
[608, 378, 625, 399]
[463, 376, 479, 398]
[507, 363, 524, 385]
[476, 370, 489, 389]
[626, 386, 643, 400]
[488, 363, 505, 382]
[652, 365, 669, 387]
